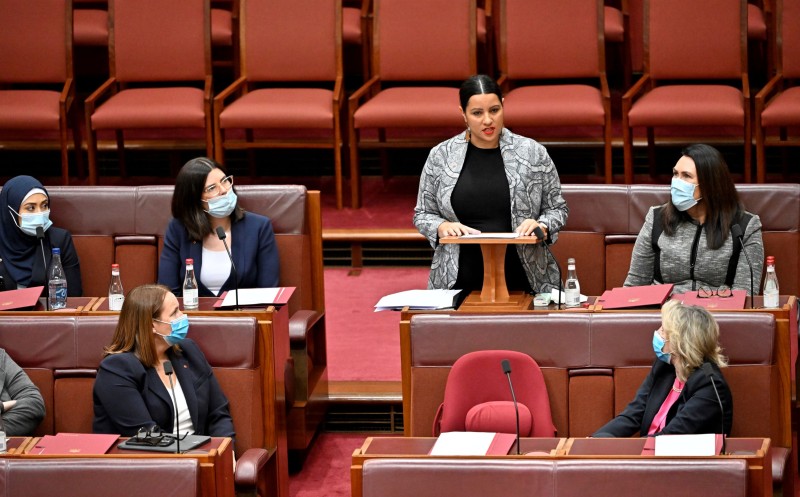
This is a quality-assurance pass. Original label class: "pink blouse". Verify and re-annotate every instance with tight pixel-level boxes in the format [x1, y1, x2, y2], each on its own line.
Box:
[648, 378, 686, 435]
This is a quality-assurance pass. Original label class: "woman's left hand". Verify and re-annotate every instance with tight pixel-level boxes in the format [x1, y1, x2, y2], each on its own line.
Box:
[515, 219, 547, 241]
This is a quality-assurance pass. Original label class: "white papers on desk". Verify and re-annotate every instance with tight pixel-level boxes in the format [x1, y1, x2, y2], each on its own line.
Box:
[549, 289, 588, 304]
[374, 289, 461, 311]
[429, 432, 497, 456]
[220, 288, 282, 307]
[459, 232, 521, 239]
[654, 433, 717, 456]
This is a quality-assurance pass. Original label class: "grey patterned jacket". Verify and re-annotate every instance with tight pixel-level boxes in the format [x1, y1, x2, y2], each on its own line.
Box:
[413, 129, 569, 293]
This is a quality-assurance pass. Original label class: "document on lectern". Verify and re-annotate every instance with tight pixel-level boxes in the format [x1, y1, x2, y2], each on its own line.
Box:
[459, 232, 521, 239]
[650, 433, 722, 456]
[429, 431, 516, 456]
[374, 289, 462, 311]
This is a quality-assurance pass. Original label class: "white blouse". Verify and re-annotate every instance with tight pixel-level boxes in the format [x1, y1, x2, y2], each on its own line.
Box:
[165, 375, 195, 436]
[200, 246, 232, 296]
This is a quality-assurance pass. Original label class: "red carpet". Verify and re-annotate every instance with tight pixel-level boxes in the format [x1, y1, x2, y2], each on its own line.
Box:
[324, 267, 430, 382]
[289, 433, 369, 497]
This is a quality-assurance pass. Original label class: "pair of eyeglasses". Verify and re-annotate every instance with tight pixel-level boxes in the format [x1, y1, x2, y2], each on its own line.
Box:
[698, 286, 732, 298]
[203, 175, 234, 196]
[133, 426, 169, 446]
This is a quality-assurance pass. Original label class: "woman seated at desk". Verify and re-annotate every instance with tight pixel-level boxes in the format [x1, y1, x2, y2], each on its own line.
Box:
[0, 175, 82, 295]
[594, 300, 732, 437]
[624, 144, 763, 294]
[158, 157, 279, 297]
[93, 284, 235, 439]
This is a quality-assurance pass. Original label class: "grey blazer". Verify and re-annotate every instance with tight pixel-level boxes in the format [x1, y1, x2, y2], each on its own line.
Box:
[413, 129, 569, 293]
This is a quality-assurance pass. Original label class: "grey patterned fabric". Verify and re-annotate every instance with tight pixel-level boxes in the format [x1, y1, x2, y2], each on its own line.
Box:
[624, 206, 765, 294]
[413, 129, 569, 293]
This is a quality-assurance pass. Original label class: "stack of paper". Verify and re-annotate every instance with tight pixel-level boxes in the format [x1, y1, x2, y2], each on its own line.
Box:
[429, 431, 516, 456]
[374, 289, 462, 311]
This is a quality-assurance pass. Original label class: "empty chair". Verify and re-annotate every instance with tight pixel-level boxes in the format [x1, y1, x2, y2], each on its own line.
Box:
[0, 0, 81, 185]
[755, 0, 799, 182]
[434, 350, 555, 437]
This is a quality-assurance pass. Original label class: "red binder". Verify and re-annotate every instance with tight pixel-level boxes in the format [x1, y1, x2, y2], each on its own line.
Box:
[595, 284, 674, 310]
[0, 286, 43, 311]
[29, 433, 119, 455]
[674, 290, 746, 310]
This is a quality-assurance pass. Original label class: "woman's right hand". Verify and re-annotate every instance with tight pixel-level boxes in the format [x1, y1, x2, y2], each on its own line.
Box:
[437, 222, 480, 238]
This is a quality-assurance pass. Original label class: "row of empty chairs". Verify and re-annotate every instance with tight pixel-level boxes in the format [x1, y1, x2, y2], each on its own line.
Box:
[0, 0, 797, 210]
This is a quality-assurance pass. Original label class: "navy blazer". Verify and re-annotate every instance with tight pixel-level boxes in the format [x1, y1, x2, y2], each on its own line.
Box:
[593, 359, 733, 437]
[92, 338, 235, 440]
[0, 227, 82, 296]
[157, 212, 279, 297]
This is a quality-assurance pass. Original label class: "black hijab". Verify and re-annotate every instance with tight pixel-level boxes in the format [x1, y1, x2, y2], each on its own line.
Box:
[0, 176, 50, 286]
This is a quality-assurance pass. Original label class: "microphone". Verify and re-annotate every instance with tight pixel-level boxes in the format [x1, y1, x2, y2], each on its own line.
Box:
[730, 224, 754, 309]
[501, 359, 521, 455]
[163, 361, 180, 454]
[532, 226, 562, 309]
[215, 226, 239, 310]
[700, 363, 726, 455]
[36, 227, 49, 311]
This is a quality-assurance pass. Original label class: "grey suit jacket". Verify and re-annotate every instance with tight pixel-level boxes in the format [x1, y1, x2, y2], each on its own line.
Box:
[413, 129, 569, 293]
[0, 348, 45, 436]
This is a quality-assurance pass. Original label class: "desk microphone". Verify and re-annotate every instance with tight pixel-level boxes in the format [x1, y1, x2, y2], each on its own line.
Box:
[163, 361, 180, 454]
[532, 226, 562, 309]
[215, 226, 239, 310]
[701, 363, 726, 455]
[501, 359, 521, 455]
[730, 225, 754, 309]
[36, 227, 49, 311]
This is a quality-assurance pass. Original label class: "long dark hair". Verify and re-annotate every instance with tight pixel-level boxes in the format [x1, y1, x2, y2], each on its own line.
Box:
[663, 144, 742, 249]
[459, 74, 503, 110]
[171, 157, 243, 241]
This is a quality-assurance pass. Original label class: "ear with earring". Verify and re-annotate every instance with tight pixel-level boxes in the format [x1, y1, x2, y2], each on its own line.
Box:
[464, 122, 471, 141]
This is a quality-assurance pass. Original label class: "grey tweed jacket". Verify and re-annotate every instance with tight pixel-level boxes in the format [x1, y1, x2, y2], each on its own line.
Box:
[413, 129, 569, 293]
[0, 348, 45, 435]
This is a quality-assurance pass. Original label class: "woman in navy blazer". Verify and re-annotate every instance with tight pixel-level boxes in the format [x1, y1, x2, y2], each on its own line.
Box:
[93, 284, 235, 439]
[158, 157, 279, 297]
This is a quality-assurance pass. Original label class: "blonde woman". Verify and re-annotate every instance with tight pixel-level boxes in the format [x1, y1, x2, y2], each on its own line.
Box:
[594, 300, 732, 437]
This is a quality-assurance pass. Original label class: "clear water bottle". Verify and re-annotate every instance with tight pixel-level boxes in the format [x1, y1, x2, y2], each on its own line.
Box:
[48, 247, 68, 310]
[762, 255, 780, 308]
[183, 258, 199, 310]
[108, 264, 125, 311]
[0, 405, 6, 453]
[565, 257, 581, 308]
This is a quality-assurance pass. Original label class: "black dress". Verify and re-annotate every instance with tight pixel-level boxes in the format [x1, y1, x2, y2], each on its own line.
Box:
[450, 143, 532, 294]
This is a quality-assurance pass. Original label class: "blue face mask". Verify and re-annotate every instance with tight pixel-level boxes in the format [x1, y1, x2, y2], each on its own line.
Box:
[204, 190, 238, 219]
[9, 207, 53, 236]
[670, 177, 701, 212]
[652, 330, 671, 364]
[154, 315, 189, 346]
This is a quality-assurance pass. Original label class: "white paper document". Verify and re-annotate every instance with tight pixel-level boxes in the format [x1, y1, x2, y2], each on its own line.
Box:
[654, 433, 717, 456]
[374, 289, 462, 311]
[220, 288, 282, 307]
[549, 289, 589, 304]
[429, 432, 497, 456]
[459, 232, 521, 239]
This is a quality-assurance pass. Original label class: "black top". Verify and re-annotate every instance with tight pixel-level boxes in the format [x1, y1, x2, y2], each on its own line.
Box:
[450, 143, 532, 294]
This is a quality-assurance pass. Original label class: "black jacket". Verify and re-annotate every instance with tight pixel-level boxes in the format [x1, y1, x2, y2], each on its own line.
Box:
[0, 227, 82, 296]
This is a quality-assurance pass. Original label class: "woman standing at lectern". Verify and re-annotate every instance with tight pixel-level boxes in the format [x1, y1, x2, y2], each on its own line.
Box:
[413, 75, 569, 294]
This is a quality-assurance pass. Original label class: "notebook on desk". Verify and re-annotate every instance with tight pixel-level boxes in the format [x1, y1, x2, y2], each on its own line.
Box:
[117, 434, 211, 453]
[0, 286, 44, 311]
[595, 284, 674, 309]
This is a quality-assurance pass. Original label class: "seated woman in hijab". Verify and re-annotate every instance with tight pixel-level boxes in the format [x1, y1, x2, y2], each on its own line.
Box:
[0, 175, 82, 294]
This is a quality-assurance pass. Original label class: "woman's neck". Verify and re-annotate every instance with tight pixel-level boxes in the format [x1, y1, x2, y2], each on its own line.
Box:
[208, 216, 231, 233]
[686, 203, 706, 225]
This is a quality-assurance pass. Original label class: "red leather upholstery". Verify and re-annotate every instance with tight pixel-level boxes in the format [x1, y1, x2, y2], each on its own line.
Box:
[211, 7, 233, 46]
[604, 6, 624, 43]
[73, 8, 108, 46]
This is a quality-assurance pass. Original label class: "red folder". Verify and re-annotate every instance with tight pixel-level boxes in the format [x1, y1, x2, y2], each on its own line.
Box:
[673, 290, 746, 310]
[595, 284, 674, 309]
[29, 433, 119, 455]
[0, 286, 44, 311]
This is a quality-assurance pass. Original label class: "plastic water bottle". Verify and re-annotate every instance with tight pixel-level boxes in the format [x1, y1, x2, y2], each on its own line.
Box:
[0, 406, 6, 453]
[762, 255, 780, 308]
[565, 257, 581, 308]
[183, 258, 199, 310]
[108, 264, 125, 311]
[48, 248, 68, 310]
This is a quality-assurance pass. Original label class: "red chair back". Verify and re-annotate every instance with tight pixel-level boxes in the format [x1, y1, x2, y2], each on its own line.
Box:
[0, 0, 71, 83]
[779, 0, 800, 78]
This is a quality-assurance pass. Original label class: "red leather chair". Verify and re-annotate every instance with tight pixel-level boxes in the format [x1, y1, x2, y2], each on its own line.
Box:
[498, 0, 612, 183]
[84, 0, 213, 184]
[755, 0, 799, 182]
[0, 0, 81, 185]
[434, 350, 555, 437]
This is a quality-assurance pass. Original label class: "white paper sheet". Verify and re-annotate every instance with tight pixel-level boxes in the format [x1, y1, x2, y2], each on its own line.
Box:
[220, 288, 282, 307]
[654, 433, 717, 456]
[459, 232, 521, 239]
[374, 289, 461, 311]
[429, 432, 496, 456]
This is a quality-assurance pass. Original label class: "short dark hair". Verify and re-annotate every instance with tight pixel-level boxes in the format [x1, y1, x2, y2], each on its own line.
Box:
[663, 144, 742, 249]
[171, 157, 243, 241]
[459, 74, 503, 110]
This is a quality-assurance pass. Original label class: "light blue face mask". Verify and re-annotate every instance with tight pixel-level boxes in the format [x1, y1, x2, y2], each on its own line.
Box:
[8, 207, 53, 236]
[652, 330, 671, 364]
[670, 177, 701, 212]
[204, 190, 238, 219]
[154, 315, 189, 346]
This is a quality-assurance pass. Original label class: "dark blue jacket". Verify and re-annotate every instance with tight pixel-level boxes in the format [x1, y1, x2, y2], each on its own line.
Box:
[92, 338, 235, 439]
[157, 212, 279, 297]
[0, 227, 82, 296]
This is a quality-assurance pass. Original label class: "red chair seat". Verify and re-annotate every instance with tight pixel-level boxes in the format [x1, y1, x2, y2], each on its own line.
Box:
[629, 85, 744, 126]
[761, 87, 800, 127]
[748, 4, 767, 41]
[477, 7, 486, 44]
[91, 88, 206, 129]
[354, 87, 462, 128]
[73, 9, 109, 46]
[604, 6, 624, 43]
[211, 8, 233, 47]
[0, 90, 62, 129]
[219, 88, 335, 129]
[343, 6, 362, 45]
[504, 85, 606, 127]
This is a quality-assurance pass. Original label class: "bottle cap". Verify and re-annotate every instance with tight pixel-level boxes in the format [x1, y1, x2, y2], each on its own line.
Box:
[111, 264, 119, 269]
[766, 256, 775, 264]
[186, 258, 194, 264]
[51, 248, 60, 255]
[567, 258, 575, 264]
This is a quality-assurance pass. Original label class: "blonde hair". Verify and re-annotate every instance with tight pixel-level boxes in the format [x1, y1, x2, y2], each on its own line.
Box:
[660, 299, 728, 381]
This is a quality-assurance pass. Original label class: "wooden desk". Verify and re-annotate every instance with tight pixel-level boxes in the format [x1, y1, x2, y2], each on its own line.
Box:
[0, 297, 98, 315]
[0, 437, 34, 456]
[20, 436, 235, 497]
